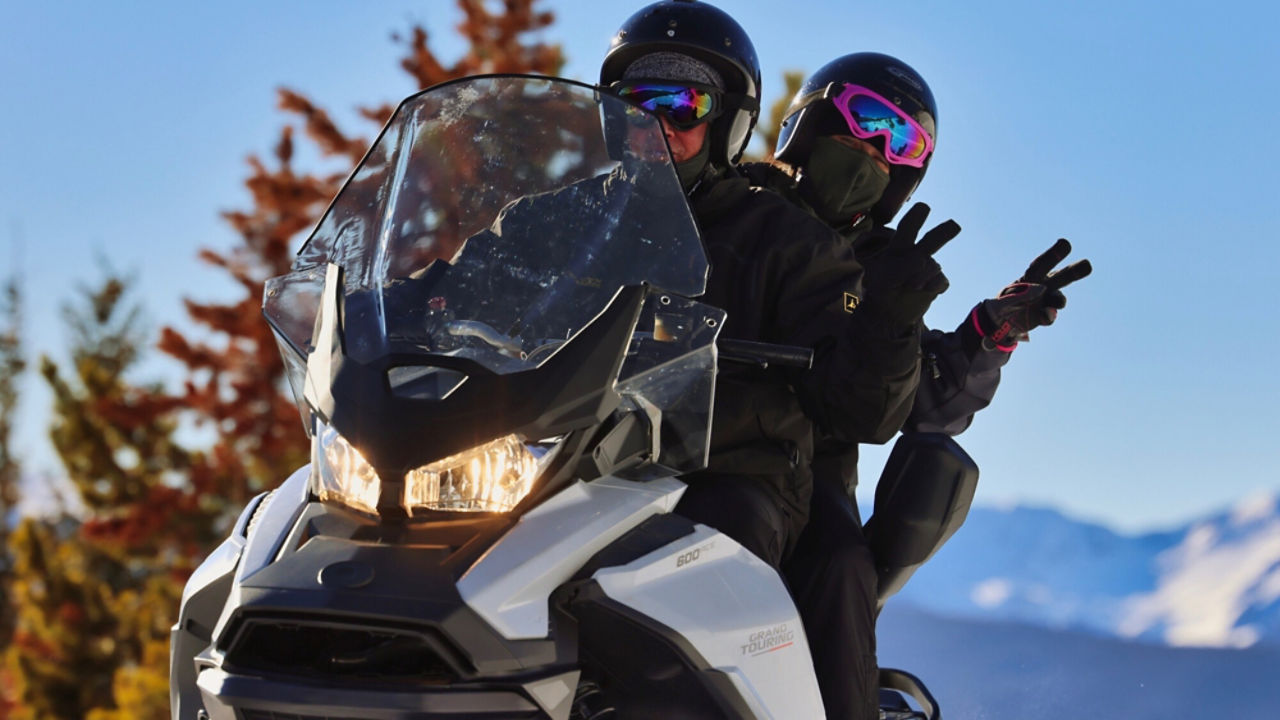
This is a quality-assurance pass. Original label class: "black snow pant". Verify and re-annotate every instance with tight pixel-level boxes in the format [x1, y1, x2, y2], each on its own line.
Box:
[784, 471, 880, 720]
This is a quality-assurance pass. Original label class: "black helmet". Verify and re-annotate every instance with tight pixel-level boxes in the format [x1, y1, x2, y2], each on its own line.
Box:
[600, 0, 761, 166]
[775, 52, 937, 225]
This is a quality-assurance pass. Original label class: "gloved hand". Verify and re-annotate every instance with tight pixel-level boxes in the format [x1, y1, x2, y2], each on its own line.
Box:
[971, 238, 1092, 351]
[856, 202, 959, 329]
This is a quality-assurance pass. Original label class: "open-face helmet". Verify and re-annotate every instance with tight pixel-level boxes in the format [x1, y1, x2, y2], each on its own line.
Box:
[600, 0, 761, 167]
[775, 52, 937, 225]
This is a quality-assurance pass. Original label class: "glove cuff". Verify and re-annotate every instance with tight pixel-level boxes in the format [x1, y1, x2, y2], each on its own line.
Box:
[969, 305, 1018, 352]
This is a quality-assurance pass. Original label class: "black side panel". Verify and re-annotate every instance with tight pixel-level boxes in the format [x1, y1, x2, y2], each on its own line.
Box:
[863, 431, 979, 606]
[555, 514, 752, 720]
[567, 584, 752, 720]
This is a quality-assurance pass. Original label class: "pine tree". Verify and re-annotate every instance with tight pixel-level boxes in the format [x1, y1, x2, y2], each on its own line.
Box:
[0, 277, 23, 541]
[3, 272, 180, 719]
[0, 273, 26, 716]
[43, 273, 201, 552]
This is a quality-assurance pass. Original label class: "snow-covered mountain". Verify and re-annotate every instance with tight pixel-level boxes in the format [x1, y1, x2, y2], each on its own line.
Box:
[884, 490, 1280, 649]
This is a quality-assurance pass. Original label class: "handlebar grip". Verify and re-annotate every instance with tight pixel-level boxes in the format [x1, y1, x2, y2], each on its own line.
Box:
[717, 338, 814, 369]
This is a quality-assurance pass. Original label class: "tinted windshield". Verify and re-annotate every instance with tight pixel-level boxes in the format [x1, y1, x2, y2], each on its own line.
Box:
[265, 75, 707, 374]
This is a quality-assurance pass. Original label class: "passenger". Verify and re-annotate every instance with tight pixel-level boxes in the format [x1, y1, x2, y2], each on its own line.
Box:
[744, 51, 1092, 719]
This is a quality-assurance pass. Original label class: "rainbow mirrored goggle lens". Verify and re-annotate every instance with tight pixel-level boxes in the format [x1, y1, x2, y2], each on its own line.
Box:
[611, 81, 722, 129]
[830, 83, 934, 168]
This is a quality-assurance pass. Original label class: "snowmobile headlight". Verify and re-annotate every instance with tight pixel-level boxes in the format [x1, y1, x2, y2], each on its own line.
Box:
[403, 434, 549, 515]
[310, 422, 554, 517]
[311, 422, 381, 515]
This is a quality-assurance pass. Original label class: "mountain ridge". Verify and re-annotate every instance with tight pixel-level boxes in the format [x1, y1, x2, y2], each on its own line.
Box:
[887, 488, 1280, 648]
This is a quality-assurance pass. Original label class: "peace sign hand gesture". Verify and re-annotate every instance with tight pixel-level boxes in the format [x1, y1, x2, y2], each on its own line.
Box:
[857, 202, 961, 329]
[972, 238, 1093, 351]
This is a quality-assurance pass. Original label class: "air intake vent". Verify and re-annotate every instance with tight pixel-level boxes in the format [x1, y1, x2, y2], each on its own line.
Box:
[225, 616, 462, 685]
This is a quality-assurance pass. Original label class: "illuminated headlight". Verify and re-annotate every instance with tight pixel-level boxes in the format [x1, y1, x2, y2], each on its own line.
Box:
[312, 423, 381, 515]
[404, 435, 546, 515]
[310, 422, 551, 516]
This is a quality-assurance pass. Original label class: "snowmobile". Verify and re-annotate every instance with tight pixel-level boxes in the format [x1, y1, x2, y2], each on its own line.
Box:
[169, 75, 976, 720]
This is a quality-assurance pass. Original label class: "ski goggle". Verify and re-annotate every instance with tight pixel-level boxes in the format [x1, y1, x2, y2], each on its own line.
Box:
[610, 81, 723, 130]
[825, 83, 934, 168]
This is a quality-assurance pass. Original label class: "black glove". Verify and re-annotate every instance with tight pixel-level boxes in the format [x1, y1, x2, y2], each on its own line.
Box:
[856, 202, 959, 329]
[971, 238, 1092, 351]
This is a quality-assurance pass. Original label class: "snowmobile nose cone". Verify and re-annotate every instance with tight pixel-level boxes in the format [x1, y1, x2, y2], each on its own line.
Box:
[319, 561, 376, 589]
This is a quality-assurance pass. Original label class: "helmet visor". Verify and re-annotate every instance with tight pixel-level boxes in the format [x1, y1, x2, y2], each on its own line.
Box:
[830, 83, 934, 168]
[611, 81, 723, 130]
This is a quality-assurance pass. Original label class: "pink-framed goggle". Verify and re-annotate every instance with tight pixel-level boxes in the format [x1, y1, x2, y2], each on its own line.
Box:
[826, 82, 934, 168]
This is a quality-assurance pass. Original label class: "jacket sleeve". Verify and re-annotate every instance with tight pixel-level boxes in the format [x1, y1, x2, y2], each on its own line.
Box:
[767, 216, 921, 446]
[905, 309, 1012, 436]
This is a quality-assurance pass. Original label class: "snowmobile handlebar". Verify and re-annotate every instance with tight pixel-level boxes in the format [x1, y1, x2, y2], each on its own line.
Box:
[717, 338, 814, 369]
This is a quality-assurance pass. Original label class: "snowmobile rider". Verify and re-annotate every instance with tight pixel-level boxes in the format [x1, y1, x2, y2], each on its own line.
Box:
[757, 52, 1093, 445]
[743, 51, 1093, 719]
[601, 0, 925, 569]
[601, 5, 931, 718]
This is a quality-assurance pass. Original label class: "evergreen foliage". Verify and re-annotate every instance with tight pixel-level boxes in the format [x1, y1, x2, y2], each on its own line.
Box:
[4, 273, 177, 719]
[0, 275, 25, 715]
[0, 277, 23, 534]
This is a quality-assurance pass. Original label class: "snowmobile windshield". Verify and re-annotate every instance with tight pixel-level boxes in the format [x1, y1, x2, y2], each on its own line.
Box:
[264, 75, 706, 373]
[263, 76, 719, 477]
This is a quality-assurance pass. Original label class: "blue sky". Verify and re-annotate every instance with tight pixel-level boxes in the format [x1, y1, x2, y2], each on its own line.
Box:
[3, 0, 1278, 532]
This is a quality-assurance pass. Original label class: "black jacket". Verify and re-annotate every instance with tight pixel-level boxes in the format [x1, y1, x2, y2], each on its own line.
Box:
[682, 172, 921, 532]
[740, 161, 1011, 494]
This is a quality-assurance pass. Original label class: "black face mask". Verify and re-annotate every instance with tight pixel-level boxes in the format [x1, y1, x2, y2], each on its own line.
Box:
[802, 136, 891, 226]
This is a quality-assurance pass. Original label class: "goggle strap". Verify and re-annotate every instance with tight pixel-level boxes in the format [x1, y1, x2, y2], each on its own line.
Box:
[727, 93, 760, 113]
[610, 79, 723, 95]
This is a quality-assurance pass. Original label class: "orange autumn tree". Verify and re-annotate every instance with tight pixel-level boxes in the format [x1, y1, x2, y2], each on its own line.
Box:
[148, 1, 562, 710]
[159, 0, 565, 512]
